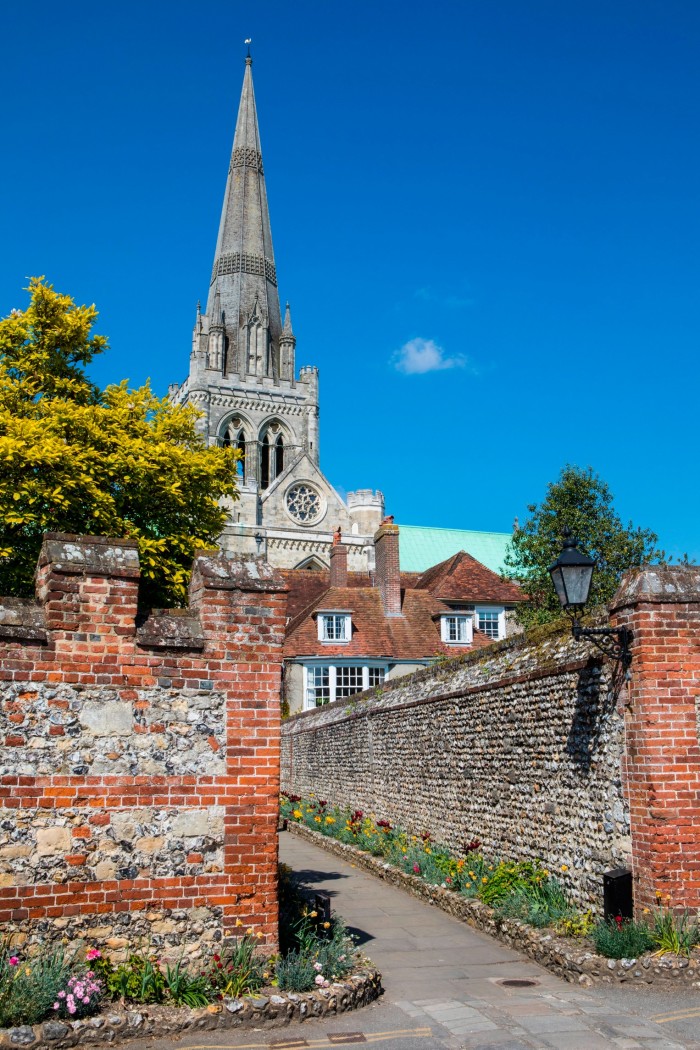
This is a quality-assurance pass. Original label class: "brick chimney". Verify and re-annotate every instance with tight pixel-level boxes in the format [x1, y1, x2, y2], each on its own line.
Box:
[374, 522, 402, 616]
[329, 541, 348, 588]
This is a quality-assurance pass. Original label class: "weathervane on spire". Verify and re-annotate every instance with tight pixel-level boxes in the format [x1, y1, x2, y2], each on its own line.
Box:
[245, 38, 252, 59]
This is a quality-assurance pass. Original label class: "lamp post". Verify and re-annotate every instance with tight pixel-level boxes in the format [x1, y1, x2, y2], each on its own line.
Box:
[549, 527, 632, 666]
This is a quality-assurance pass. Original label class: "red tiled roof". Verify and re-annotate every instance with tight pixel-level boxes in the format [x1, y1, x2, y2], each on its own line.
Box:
[284, 584, 494, 660]
[414, 551, 524, 604]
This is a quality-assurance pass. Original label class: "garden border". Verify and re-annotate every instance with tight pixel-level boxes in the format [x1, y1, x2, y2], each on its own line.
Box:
[0, 968, 383, 1050]
[286, 823, 700, 988]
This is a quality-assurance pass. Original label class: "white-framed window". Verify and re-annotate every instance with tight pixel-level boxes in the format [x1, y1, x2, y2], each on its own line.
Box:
[440, 614, 472, 644]
[475, 606, 506, 640]
[304, 664, 386, 709]
[318, 613, 351, 643]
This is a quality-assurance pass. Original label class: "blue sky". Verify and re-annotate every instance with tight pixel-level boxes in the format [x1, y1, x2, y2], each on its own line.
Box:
[1, 0, 698, 560]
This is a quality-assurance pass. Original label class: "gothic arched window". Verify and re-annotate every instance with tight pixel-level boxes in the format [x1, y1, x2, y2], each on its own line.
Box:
[275, 434, 284, 477]
[261, 434, 270, 489]
[260, 423, 286, 490]
[221, 419, 247, 481]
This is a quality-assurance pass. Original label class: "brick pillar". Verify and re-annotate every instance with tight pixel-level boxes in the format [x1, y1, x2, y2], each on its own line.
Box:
[610, 566, 700, 912]
[189, 551, 288, 945]
[374, 523, 402, 616]
[330, 542, 348, 588]
[35, 533, 140, 640]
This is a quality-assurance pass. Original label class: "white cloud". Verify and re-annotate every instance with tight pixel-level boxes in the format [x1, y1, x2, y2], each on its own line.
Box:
[392, 337, 470, 375]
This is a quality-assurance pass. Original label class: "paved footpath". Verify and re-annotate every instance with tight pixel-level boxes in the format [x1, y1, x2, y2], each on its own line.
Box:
[138, 832, 700, 1050]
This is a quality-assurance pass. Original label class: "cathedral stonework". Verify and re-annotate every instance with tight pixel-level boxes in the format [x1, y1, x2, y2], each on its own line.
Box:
[169, 56, 383, 570]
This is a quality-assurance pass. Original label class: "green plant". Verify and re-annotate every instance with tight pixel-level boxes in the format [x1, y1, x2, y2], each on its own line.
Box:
[496, 880, 574, 929]
[555, 911, 595, 938]
[204, 934, 268, 998]
[163, 960, 211, 1007]
[651, 906, 700, 958]
[275, 951, 318, 992]
[593, 917, 654, 959]
[93, 950, 165, 1003]
[0, 940, 78, 1027]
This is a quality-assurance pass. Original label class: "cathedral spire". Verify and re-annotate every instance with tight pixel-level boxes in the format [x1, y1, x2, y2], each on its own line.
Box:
[206, 54, 282, 378]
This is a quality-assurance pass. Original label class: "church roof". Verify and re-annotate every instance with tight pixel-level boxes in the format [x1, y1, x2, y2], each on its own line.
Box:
[397, 524, 514, 574]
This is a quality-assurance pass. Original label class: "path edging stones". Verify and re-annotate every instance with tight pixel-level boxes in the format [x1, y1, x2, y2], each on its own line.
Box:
[0, 968, 383, 1050]
[287, 823, 700, 988]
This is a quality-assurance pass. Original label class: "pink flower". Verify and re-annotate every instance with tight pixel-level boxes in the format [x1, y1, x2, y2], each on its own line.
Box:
[8, 957, 18, 966]
[313, 962, 323, 971]
[53, 1003, 60, 1011]
[86, 948, 101, 961]
[314, 974, 325, 986]
[83, 997, 90, 1004]
[413, 863, 420, 874]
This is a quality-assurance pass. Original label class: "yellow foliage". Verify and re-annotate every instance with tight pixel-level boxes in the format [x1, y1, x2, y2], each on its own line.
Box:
[0, 278, 238, 606]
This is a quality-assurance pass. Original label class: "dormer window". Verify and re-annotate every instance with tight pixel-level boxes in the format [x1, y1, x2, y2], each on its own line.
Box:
[318, 612, 351, 643]
[475, 606, 506, 640]
[440, 614, 472, 645]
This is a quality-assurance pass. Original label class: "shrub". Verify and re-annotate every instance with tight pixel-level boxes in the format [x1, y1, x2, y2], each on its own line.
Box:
[593, 917, 654, 959]
[51, 973, 102, 1019]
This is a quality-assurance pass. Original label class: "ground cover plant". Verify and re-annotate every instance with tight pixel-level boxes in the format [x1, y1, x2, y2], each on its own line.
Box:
[281, 793, 700, 960]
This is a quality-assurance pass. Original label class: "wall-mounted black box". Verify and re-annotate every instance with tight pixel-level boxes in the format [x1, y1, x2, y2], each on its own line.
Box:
[603, 867, 633, 921]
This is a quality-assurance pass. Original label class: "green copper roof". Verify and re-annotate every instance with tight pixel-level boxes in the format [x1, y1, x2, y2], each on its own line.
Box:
[397, 524, 514, 575]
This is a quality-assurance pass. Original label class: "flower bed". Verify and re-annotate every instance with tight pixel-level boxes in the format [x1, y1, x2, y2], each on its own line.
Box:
[0, 867, 382, 1048]
[283, 795, 700, 988]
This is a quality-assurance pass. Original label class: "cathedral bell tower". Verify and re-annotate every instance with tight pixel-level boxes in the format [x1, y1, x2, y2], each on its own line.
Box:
[170, 53, 383, 569]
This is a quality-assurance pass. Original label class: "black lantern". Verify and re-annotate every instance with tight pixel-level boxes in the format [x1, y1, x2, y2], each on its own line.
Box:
[549, 527, 632, 666]
[549, 528, 595, 610]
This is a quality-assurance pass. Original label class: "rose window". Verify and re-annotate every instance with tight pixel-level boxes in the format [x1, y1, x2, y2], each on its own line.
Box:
[286, 484, 321, 524]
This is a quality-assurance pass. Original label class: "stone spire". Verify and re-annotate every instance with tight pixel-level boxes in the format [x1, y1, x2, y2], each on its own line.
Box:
[206, 54, 282, 379]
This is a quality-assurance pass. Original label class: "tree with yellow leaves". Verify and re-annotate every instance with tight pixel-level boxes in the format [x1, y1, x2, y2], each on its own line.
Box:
[0, 278, 237, 606]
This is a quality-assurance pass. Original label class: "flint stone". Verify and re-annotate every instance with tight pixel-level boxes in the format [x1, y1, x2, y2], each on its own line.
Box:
[40, 1023, 70, 1042]
[9, 1029, 35, 1046]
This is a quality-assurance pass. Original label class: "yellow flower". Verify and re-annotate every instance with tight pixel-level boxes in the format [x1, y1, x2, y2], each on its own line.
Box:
[642, 907, 650, 915]
[561, 864, 568, 872]
[325, 816, 335, 824]
[542, 870, 549, 877]
[24, 968, 31, 976]
[293, 809, 302, 819]
[425, 847, 432, 855]
[235, 918, 243, 927]
[314, 815, 322, 823]
[323, 921, 331, 929]
[482, 877, 488, 884]
[469, 871, 475, 878]
[256, 931, 264, 939]
[309, 910, 317, 918]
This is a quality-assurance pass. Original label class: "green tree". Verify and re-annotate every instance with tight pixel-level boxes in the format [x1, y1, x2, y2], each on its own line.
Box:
[0, 277, 238, 606]
[504, 464, 662, 627]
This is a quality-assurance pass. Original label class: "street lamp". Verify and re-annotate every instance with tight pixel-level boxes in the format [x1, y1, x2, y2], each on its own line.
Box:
[549, 527, 632, 665]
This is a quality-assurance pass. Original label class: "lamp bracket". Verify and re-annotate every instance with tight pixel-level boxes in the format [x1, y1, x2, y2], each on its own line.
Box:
[569, 615, 633, 667]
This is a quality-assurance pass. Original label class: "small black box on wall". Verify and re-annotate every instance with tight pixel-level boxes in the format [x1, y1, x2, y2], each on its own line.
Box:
[603, 867, 633, 921]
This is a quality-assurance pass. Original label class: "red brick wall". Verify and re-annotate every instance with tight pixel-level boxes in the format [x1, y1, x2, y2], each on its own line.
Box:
[0, 534, 287, 953]
[611, 567, 700, 913]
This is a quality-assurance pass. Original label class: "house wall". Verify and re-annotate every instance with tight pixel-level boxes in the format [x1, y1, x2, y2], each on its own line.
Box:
[282, 566, 700, 915]
[0, 535, 287, 955]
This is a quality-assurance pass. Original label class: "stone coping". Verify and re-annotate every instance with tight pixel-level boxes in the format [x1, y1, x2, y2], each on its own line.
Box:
[0, 968, 382, 1049]
[287, 823, 700, 988]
